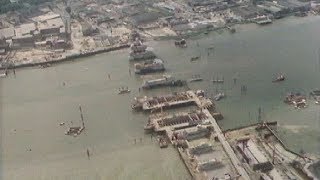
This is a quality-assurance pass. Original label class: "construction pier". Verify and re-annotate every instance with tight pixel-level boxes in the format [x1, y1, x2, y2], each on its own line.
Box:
[135, 90, 250, 179]
[135, 90, 316, 180]
[132, 90, 213, 111]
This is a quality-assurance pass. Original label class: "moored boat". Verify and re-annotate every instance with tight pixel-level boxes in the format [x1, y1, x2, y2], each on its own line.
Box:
[134, 59, 165, 74]
[189, 75, 203, 82]
[214, 93, 225, 101]
[272, 74, 285, 82]
[118, 87, 131, 94]
[158, 136, 168, 148]
[175, 39, 187, 48]
[190, 56, 200, 62]
[142, 75, 184, 89]
[129, 39, 156, 61]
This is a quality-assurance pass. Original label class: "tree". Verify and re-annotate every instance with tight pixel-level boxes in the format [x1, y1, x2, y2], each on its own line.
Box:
[65, 6, 71, 14]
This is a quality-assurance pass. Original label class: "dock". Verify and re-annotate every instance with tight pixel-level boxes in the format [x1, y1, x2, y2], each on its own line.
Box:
[137, 90, 250, 179]
[225, 123, 315, 180]
[132, 90, 213, 111]
[133, 86, 316, 179]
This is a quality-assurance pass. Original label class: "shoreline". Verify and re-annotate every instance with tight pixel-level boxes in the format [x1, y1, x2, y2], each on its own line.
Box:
[2, 15, 318, 71]
[0, 44, 130, 70]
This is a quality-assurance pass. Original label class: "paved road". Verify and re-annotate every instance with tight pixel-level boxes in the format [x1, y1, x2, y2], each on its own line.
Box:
[203, 109, 251, 180]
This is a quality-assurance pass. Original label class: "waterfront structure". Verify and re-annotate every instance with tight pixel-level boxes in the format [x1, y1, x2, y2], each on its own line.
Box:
[132, 90, 211, 111]
[134, 59, 165, 74]
[129, 40, 156, 61]
[142, 75, 184, 89]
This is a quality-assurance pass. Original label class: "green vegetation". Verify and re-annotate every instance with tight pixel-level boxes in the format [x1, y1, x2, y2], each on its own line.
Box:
[0, 0, 23, 14]
[0, 0, 52, 14]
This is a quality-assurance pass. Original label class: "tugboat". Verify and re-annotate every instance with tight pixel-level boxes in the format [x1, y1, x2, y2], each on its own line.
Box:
[175, 39, 187, 48]
[118, 87, 131, 94]
[272, 74, 285, 82]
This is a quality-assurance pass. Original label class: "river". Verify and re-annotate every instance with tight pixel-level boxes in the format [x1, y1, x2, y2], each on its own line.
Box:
[1, 16, 320, 179]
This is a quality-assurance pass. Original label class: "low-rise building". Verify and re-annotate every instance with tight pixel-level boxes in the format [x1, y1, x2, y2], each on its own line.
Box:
[38, 18, 66, 39]
[0, 36, 9, 54]
[15, 23, 36, 37]
[12, 35, 34, 49]
[236, 139, 273, 172]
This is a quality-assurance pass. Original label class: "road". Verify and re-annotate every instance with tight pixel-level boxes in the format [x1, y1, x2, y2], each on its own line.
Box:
[203, 109, 251, 180]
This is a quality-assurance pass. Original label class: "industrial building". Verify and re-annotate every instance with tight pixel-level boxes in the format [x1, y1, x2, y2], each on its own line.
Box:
[0, 12, 67, 50]
[236, 138, 274, 172]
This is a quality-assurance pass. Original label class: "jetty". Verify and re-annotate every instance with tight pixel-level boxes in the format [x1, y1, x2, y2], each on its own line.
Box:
[225, 122, 315, 180]
[136, 90, 250, 179]
[135, 88, 315, 179]
[132, 90, 213, 111]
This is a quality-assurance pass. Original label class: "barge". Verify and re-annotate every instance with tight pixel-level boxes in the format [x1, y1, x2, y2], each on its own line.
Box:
[132, 90, 212, 112]
[134, 59, 165, 74]
[142, 75, 185, 89]
[284, 92, 307, 108]
[129, 40, 156, 61]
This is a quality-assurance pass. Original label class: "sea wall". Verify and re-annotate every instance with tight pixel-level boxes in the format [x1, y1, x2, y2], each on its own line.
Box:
[1, 44, 130, 70]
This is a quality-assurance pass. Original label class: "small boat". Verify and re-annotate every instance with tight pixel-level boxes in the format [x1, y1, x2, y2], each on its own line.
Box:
[0, 73, 7, 78]
[212, 77, 224, 83]
[158, 136, 168, 148]
[190, 56, 200, 62]
[39, 63, 51, 69]
[214, 93, 225, 101]
[175, 39, 187, 48]
[284, 92, 307, 108]
[118, 87, 131, 94]
[59, 122, 65, 126]
[65, 126, 84, 136]
[144, 122, 154, 133]
[189, 75, 203, 82]
[230, 28, 236, 33]
[272, 74, 285, 82]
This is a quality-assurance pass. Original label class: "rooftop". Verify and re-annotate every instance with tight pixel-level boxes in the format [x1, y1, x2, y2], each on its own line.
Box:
[32, 13, 61, 22]
[0, 27, 15, 39]
[15, 23, 36, 36]
[38, 18, 65, 30]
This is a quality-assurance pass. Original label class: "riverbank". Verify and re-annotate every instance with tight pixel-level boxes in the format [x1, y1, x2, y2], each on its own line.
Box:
[0, 44, 130, 70]
[2, 15, 320, 179]
[1, 14, 316, 71]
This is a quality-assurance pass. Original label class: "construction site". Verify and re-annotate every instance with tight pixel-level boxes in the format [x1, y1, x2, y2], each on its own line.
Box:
[132, 90, 318, 180]
[0, 0, 317, 68]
